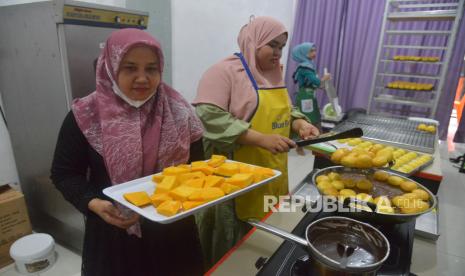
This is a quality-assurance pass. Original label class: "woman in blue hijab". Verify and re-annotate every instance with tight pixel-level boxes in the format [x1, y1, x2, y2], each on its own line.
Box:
[292, 42, 330, 128]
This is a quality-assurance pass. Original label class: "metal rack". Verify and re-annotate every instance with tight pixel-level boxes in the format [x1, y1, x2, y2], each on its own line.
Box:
[367, 0, 465, 118]
[332, 113, 436, 153]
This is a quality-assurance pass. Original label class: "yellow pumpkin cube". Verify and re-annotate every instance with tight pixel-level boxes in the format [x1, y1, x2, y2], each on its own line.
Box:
[239, 163, 254, 173]
[156, 200, 182, 217]
[188, 187, 225, 202]
[123, 191, 151, 207]
[207, 155, 227, 167]
[178, 171, 205, 184]
[191, 161, 208, 168]
[150, 193, 172, 207]
[215, 163, 240, 177]
[221, 183, 241, 194]
[225, 173, 254, 188]
[253, 167, 275, 177]
[188, 190, 204, 201]
[204, 175, 225, 188]
[169, 186, 200, 202]
[182, 177, 205, 188]
[177, 164, 191, 171]
[155, 175, 179, 194]
[162, 166, 190, 176]
[151, 174, 164, 183]
[191, 166, 214, 175]
[201, 187, 225, 201]
[252, 173, 268, 183]
[182, 201, 205, 211]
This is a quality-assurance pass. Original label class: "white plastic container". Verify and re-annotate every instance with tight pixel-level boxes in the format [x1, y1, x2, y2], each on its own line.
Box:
[9, 233, 56, 275]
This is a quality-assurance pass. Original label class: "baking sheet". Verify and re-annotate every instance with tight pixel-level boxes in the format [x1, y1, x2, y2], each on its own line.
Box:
[332, 114, 436, 153]
[103, 160, 282, 224]
[316, 140, 433, 176]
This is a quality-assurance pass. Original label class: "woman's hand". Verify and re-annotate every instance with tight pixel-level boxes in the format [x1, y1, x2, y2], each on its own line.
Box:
[292, 119, 320, 140]
[258, 134, 297, 154]
[88, 198, 140, 229]
[321, 73, 331, 82]
[237, 129, 296, 154]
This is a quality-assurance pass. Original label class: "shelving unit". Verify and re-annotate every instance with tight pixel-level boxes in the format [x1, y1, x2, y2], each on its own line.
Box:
[367, 0, 464, 118]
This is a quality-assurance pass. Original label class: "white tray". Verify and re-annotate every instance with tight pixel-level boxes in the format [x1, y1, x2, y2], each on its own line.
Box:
[103, 160, 282, 224]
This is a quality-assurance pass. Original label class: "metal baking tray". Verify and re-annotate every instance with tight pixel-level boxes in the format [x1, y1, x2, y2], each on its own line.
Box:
[333, 113, 436, 153]
[329, 140, 433, 177]
[103, 160, 281, 224]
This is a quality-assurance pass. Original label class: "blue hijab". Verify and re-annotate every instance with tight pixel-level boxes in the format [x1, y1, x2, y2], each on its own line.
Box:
[291, 42, 316, 71]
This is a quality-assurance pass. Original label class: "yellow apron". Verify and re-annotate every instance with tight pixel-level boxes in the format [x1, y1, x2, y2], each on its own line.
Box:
[233, 53, 291, 220]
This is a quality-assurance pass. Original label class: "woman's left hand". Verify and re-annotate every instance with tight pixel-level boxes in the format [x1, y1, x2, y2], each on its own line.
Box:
[292, 119, 320, 140]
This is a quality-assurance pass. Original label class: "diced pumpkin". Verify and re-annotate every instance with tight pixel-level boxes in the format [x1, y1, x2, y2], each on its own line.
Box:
[225, 173, 254, 188]
[155, 175, 179, 194]
[182, 201, 205, 211]
[221, 183, 241, 194]
[169, 186, 200, 201]
[252, 173, 268, 184]
[239, 163, 254, 174]
[188, 187, 225, 202]
[207, 155, 227, 167]
[251, 167, 274, 183]
[253, 167, 275, 177]
[204, 175, 225, 188]
[156, 200, 182, 217]
[151, 174, 164, 183]
[182, 177, 205, 188]
[162, 166, 190, 176]
[215, 163, 240, 177]
[211, 154, 227, 160]
[150, 193, 172, 207]
[178, 171, 205, 184]
[191, 166, 214, 175]
[191, 161, 208, 168]
[188, 190, 204, 201]
[123, 191, 151, 207]
[201, 187, 225, 202]
[177, 164, 191, 171]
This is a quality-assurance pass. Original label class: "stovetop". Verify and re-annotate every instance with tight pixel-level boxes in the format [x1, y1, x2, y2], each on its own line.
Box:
[256, 210, 416, 276]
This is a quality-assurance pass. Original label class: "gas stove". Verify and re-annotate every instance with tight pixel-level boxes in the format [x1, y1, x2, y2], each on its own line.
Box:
[256, 210, 416, 276]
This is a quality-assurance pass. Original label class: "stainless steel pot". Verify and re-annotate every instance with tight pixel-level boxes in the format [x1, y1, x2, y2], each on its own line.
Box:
[311, 166, 437, 224]
[249, 216, 390, 275]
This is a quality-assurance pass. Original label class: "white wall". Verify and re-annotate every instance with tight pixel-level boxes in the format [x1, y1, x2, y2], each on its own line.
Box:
[172, 0, 297, 102]
[0, 0, 125, 7]
[0, 95, 20, 189]
[78, 0, 125, 7]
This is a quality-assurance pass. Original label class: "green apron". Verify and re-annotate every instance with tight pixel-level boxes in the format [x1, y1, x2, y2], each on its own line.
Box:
[296, 87, 321, 125]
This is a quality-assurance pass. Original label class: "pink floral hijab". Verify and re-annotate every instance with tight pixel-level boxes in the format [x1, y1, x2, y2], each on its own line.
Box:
[72, 29, 203, 235]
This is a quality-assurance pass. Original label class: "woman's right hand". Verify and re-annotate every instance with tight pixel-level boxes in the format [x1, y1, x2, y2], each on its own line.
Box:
[88, 198, 140, 229]
[258, 134, 296, 154]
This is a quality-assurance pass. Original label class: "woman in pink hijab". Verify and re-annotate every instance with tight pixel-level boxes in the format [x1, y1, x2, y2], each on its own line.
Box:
[193, 16, 319, 268]
[51, 29, 204, 276]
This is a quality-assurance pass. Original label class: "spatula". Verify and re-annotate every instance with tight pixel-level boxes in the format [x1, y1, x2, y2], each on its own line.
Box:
[295, 128, 363, 147]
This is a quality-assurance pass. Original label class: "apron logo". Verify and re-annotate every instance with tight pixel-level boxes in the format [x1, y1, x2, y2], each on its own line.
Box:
[272, 119, 289, 130]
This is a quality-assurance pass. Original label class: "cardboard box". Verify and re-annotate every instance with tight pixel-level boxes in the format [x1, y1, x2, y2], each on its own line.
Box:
[0, 185, 32, 269]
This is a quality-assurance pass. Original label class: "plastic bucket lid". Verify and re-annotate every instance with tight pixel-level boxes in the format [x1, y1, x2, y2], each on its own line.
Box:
[10, 233, 55, 261]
